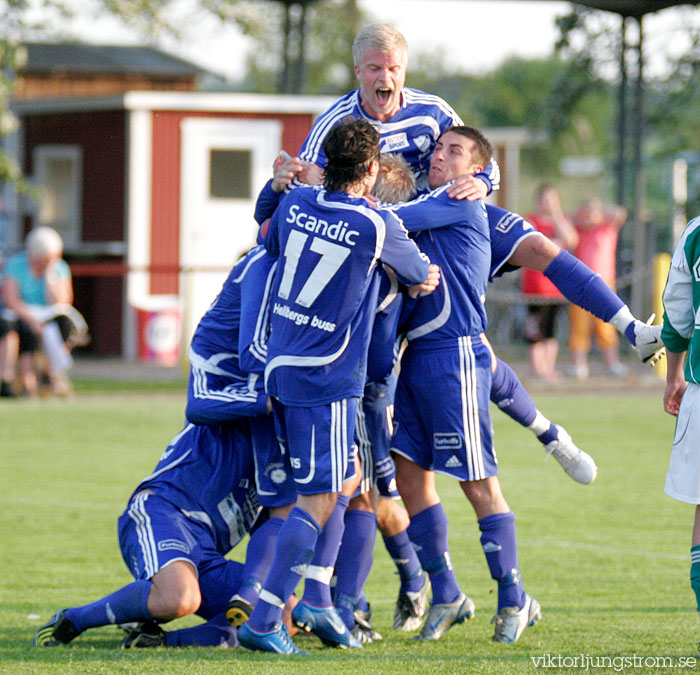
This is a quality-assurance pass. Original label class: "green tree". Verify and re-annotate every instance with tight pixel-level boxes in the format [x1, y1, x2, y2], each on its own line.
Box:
[552, 4, 700, 237]
[230, 0, 367, 94]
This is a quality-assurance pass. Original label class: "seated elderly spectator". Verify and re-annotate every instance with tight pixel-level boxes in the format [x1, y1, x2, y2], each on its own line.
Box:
[1, 226, 86, 397]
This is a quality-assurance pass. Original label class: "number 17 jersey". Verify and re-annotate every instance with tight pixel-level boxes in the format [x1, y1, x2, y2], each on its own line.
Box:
[264, 186, 430, 406]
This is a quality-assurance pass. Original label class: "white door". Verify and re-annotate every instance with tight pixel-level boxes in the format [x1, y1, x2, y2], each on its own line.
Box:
[180, 117, 282, 342]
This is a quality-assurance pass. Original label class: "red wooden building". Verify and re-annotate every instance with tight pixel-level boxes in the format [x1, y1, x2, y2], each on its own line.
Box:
[8, 91, 334, 359]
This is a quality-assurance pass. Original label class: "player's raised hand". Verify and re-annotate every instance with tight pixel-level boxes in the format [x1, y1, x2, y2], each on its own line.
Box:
[298, 162, 325, 185]
[408, 264, 441, 298]
[271, 150, 303, 192]
[446, 175, 488, 201]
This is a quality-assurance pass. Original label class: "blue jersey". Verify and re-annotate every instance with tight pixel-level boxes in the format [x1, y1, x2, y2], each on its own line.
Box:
[186, 250, 270, 424]
[264, 186, 430, 405]
[298, 88, 499, 194]
[389, 184, 491, 345]
[486, 204, 537, 281]
[252, 181, 404, 386]
[132, 421, 261, 556]
[238, 247, 277, 379]
[366, 268, 404, 384]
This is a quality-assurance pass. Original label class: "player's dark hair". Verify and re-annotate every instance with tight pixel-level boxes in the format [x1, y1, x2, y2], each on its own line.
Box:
[439, 126, 493, 169]
[322, 118, 380, 193]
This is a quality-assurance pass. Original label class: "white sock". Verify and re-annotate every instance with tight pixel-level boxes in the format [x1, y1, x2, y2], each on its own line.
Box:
[609, 306, 636, 334]
[528, 410, 552, 437]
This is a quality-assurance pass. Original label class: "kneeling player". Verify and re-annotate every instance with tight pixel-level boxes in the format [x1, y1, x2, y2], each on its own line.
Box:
[33, 421, 295, 648]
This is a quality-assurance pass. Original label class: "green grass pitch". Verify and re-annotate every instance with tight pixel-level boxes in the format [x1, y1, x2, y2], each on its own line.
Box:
[1, 387, 697, 674]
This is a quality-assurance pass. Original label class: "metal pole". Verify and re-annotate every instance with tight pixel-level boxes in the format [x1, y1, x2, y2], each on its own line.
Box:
[278, 1, 292, 93]
[630, 15, 646, 319]
[295, 2, 308, 93]
[616, 16, 627, 208]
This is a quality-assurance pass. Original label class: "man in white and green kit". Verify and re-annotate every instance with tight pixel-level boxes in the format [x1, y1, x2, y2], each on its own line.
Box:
[660, 214, 700, 620]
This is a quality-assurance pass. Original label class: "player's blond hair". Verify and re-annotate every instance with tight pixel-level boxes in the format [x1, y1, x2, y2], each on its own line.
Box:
[352, 23, 408, 66]
[372, 153, 417, 204]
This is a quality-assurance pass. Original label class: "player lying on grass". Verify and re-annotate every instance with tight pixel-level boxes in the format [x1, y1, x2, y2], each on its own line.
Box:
[34, 241, 313, 649]
[33, 419, 300, 649]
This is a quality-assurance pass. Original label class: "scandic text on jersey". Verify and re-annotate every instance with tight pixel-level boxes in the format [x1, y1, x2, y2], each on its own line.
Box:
[286, 204, 360, 246]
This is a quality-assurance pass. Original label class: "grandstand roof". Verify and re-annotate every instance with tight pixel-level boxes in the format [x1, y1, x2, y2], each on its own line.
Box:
[571, 0, 699, 17]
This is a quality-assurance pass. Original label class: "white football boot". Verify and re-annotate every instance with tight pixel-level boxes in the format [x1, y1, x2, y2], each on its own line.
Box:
[545, 425, 597, 485]
[491, 594, 541, 643]
[632, 315, 665, 366]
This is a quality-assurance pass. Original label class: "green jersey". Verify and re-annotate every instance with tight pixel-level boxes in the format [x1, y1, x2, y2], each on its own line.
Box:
[662, 215, 700, 383]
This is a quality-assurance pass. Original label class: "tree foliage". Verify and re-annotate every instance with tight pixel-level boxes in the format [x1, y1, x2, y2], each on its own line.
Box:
[1, 0, 697, 229]
[551, 5, 700, 235]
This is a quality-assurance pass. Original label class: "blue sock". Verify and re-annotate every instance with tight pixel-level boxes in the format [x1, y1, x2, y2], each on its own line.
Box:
[544, 250, 623, 322]
[333, 508, 377, 629]
[302, 494, 350, 608]
[64, 580, 152, 633]
[236, 517, 284, 606]
[491, 358, 537, 426]
[491, 358, 558, 445]
[407, 504, 461, 605]
[164, 611, 237, 648]
[356, 591, 369, 613]
[382, 529, 424, 593]
[478, 511, 526, 611]
[248, 506, 321, 633]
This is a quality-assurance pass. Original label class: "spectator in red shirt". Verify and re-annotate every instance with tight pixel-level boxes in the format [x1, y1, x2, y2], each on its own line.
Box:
[521, 184, 578, 380]
[568, 198, 628, 378]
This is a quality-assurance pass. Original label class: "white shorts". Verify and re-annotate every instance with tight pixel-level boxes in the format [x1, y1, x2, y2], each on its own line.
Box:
[665, 382, 700, 504]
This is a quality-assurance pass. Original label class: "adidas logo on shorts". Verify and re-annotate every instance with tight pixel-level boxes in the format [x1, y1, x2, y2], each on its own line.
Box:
[445, 455, 463, 468]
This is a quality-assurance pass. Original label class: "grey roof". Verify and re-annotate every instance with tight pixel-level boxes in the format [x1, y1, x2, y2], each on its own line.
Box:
[21, 42, 207, 77]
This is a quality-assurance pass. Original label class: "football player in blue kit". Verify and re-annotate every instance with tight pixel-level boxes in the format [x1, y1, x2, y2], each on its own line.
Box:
[296, 22, 498, 200]
[33, 233, 305, 649]
[237, 118, 439, 655]
[243, 160, 382, 649]
[252, 154, 415, 643]
[385, 126, 542, 644]
[33, 420, 263, 649]
[367, 148, 661, 640]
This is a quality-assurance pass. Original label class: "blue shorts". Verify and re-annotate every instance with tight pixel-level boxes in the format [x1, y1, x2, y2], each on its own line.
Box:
[271, 397, 358, 495]
[354, 404, 375, 496]
[251, 414, 296, 508]
[117, 491, 244, 620]
[354, 382, 399, 498]
[391, 336, 497, 481]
